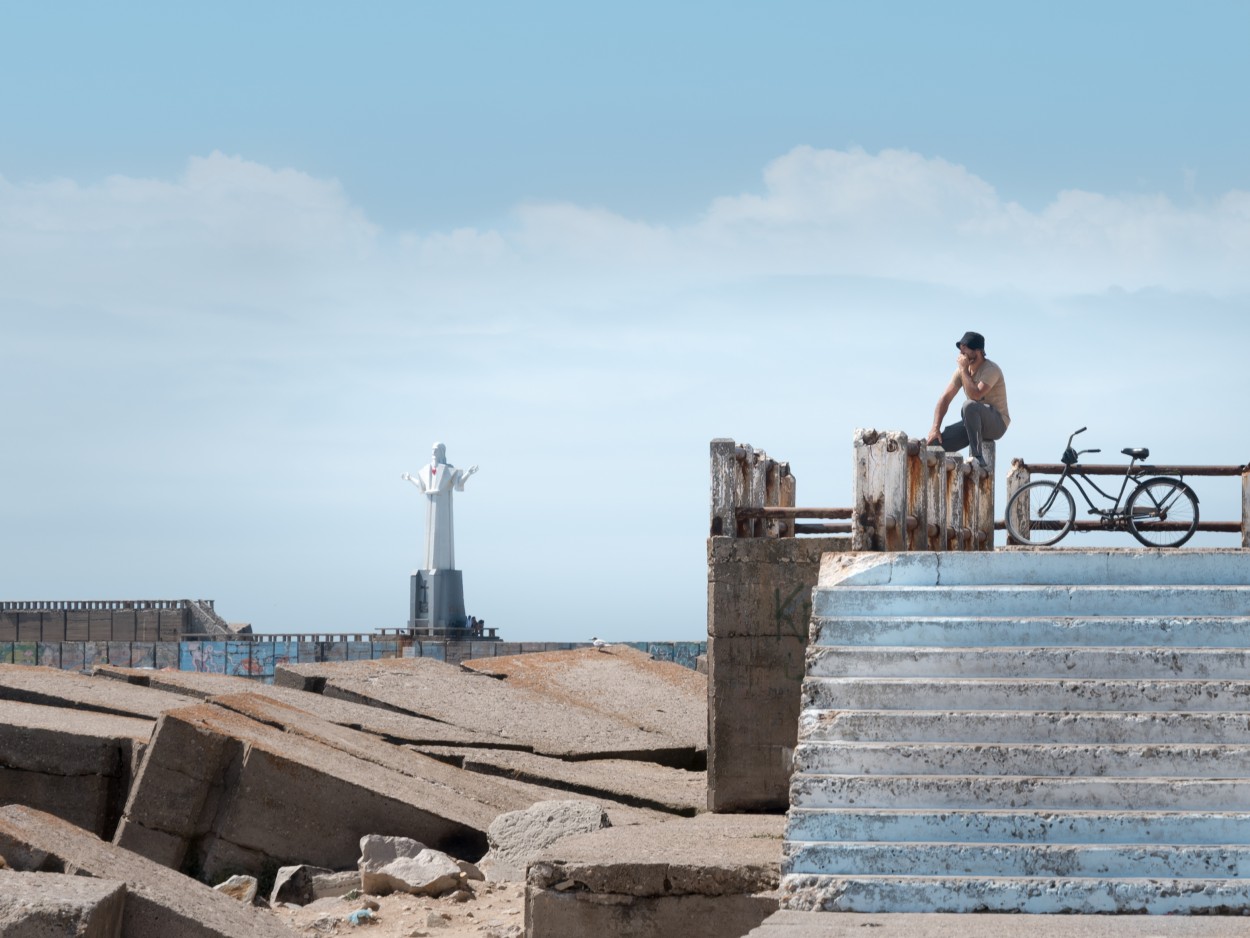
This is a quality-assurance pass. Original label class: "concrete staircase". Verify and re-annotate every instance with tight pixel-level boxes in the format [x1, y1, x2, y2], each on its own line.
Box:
[782, 549, 1250, 915]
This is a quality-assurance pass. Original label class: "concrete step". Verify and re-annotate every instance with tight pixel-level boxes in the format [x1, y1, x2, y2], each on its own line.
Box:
[807, 646, 1250, 679]
[783, 842, 1250, 879]
[780, 873, 1250, 914]
[789, 774, 1250, 811]
[799, 709, 1250, 744]
[812, 585, 1250, 619]
[747, 909, 1250, 937]
[822, 550, 1250, 589]
[803, 677, 1250, 713]
[785, 809, 1250, 846]
[794, 741, 1250, 778]
[810, 616, 1250, 649]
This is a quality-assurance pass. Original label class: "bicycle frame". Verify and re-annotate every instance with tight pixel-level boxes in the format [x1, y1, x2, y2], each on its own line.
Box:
[1052, 462, 1142, 520]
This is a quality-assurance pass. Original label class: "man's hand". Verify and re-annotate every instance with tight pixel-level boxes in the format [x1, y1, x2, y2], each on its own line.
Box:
[925, 429, 942, 445]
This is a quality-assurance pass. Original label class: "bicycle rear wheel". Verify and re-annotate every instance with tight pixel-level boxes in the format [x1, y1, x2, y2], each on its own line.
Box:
[1127, 477, 1199, 548]
[1005, 480, 1075, 546]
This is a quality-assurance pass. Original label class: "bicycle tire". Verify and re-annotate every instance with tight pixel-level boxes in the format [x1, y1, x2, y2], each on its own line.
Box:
[1126, 477, 1199, 548]
[1005, 480, 1076, 547]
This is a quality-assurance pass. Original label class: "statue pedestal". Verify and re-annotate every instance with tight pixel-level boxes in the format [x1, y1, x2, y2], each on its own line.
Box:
[409, 570, 467, 637]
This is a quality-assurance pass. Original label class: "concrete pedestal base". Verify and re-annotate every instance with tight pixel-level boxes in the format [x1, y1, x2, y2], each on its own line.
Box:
[409, 570, 466, 636]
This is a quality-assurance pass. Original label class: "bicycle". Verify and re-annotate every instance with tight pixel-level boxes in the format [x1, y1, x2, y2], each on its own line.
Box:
[1005, 427, 1200, 548]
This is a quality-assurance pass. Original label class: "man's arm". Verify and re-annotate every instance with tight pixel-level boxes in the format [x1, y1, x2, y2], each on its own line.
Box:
[958, 367, 991, 401]
[927, 378, 961, 444]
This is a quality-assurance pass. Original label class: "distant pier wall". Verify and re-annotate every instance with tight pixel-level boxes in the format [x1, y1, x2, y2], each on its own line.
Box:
[0, 638, 706, 681]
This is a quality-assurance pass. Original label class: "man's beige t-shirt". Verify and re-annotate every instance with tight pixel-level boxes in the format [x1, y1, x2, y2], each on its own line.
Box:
[952, 358, 1010, 426]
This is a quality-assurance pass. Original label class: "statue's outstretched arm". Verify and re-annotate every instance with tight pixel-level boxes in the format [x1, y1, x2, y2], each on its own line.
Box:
[401, 472, 429, 493]
[455, 465, 479, 491]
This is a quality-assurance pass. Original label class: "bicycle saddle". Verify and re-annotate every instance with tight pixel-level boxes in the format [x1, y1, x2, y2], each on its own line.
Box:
[1122, 447, 1150, 460]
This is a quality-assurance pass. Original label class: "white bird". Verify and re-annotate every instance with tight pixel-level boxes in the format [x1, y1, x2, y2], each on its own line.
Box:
[591, 637, 608, 652]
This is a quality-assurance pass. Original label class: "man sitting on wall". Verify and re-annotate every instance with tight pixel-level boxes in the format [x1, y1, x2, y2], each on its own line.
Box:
[925, 330, 1010, 470]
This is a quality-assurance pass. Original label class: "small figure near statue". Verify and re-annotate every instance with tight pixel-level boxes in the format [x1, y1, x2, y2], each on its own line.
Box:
[926, 330, 1010, 470]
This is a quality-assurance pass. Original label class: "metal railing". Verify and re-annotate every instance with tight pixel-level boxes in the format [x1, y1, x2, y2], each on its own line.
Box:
[1002, 460, 1250, 546]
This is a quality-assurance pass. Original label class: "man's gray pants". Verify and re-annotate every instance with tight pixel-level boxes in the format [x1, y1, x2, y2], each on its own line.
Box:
[940, 400, 1007, 462]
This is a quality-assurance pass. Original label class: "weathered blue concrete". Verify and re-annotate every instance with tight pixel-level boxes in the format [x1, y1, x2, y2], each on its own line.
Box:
[0, 638, 706, 680]
[784, 549, 1250, 915]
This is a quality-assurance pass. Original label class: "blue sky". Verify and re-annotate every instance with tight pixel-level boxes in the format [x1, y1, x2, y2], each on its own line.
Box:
[2, 2, 1248, 640]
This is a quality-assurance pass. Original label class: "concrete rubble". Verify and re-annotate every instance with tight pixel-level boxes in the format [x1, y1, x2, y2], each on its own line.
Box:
[357, 834, 464, 896]
[0, 646, 780, 938]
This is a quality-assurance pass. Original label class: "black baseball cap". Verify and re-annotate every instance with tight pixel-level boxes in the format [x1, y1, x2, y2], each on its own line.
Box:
[956, 331, 985, 351]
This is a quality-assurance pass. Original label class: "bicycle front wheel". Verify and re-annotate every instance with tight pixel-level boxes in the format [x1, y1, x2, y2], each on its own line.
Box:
[1005, 480, 1075, 547]
[1127, 477, 1199, 548]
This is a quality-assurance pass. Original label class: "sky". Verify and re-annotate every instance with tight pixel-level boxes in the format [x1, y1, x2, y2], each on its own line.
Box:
[2, 2, 1249, 641]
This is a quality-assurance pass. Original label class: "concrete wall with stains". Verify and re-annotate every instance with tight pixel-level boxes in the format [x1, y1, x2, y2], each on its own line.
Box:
[707, 535, 850, 812]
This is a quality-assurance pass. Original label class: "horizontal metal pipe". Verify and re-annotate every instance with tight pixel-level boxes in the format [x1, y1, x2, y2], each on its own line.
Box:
[794, 523, 852, 535]
[1018, 463, 1246, 477]
[735, 506, 853, 519]
[993, 520, 1242, 533]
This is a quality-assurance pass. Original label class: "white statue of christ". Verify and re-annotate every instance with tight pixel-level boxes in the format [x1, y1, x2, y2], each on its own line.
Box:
[402, 443, 478, 571]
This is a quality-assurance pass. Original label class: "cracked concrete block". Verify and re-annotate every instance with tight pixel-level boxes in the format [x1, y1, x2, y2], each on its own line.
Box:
[0, 871, 126, 938]
[0, 699, 151, 838]
[526, 813, 782, 938]
[0, 806, 298, 938]
[112, 694, 621, 884]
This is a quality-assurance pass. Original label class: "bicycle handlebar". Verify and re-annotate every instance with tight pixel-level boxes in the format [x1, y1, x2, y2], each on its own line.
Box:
[1066, 427, 1087, 448]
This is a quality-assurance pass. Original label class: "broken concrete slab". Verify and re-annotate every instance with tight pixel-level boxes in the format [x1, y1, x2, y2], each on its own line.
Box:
[0, 805, 299, 938]
[462, 645, 706, 755]
[0, 664, 196, 720]
[0, 699, 151, 838]
[0, 871, 126, 937]
[95, 665, 507, 749]
[274, 656, 700, 767]
[526, 813, 783, 938]
[413, 745, 705, 816]
[114, 698, 497, 880]
[113, 693, 661, 883]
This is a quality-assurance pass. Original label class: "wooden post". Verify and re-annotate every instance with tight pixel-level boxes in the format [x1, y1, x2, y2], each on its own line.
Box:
[853, 428, 884, 551]
[709, 439, 739, 538]
[1242, 466, 1250, 549]
[882, 431, 909, 552]
[945, 454, 963, 550]
[924, 447, 946, 551]
[1006, 459, 1031, 545]
[778, 466, 797, 538]
[905, 440, 926, 551]
[974, 441, 996, 550]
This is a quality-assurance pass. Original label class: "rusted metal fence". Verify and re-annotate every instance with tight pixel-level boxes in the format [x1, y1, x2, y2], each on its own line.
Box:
[709, 433, 994, 551]
[1004, 460, 1250, 547]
